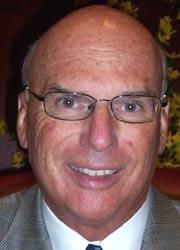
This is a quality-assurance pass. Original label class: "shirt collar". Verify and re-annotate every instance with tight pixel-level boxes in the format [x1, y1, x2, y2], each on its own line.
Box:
[42, 191, 149, 250]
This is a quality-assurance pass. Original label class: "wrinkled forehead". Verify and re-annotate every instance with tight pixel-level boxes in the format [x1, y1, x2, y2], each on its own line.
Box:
[26, 6, 162, 94]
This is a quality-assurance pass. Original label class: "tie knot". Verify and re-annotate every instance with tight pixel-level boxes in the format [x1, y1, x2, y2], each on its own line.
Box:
[86, 244, 103, 250]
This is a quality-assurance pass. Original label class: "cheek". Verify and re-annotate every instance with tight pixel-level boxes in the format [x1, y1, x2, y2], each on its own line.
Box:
[126, 121, 160, 149]
[27, 113, 81, 176]
[115, 123, 159, 185]
[125, 122, 160, 175]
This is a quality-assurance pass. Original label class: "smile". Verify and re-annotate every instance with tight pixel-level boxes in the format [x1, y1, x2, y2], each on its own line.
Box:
[70, 165, 119, 177]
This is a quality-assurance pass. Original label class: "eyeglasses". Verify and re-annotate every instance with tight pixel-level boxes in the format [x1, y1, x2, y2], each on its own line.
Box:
[25, 86, 167, 123]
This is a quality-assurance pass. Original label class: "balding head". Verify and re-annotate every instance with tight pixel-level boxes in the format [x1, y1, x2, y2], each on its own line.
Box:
[23, 5, 165, 96]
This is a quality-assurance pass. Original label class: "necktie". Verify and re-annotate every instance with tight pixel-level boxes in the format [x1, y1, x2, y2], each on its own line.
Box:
[86, 244, 103, 250]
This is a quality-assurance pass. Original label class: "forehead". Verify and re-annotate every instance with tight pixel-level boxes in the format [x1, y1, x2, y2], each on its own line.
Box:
[27, 8, 162, 96]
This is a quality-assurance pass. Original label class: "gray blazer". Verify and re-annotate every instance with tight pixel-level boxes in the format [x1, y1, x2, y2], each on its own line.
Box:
[0, 185, 179, 250]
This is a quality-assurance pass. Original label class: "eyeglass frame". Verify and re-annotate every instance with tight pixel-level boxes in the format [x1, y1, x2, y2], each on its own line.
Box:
[25, 86, 167, 124]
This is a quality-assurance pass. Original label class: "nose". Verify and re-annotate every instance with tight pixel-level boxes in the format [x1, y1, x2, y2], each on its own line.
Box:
[80, 102, 118, 152]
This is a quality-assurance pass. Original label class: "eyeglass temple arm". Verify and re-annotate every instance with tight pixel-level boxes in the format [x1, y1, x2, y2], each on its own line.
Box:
[25, 86, 44, 101]
[160, 94, 168, 107]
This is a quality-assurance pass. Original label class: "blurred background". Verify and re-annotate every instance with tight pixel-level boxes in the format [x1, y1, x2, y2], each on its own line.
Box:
[0, 0, 179, 198]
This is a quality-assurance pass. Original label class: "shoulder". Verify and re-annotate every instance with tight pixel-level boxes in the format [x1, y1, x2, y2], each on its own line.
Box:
[0, 185, 39, 212]
[0, 188, 30, 221]
[0, 186, 51, 249]
[151, 187, 180, 215]
[0, 185, 39, 240]
[142, 187, 180, 249]
[172, 199, 180, 214]
[0, 188, 28, 207]
[149, 187, 180, 225]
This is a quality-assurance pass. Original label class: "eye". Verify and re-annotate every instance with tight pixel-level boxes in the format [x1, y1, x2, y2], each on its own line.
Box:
[54, 93, 93, 112]
[54, 95, 79, 110]
[123, 102, 141, 112]
[62, 97, 75, 108]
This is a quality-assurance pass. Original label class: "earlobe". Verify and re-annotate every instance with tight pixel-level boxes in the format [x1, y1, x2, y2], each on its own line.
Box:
[159, 103, 169, 154]
[16, 91, 28, 149]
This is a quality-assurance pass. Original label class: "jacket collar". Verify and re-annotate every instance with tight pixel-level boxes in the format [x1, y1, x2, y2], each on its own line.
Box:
[141, 187, 180, 249]
[0, 186, 52, 250]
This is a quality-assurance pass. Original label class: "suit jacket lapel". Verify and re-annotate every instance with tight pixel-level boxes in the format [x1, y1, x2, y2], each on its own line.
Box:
[141, 187, 180, 250]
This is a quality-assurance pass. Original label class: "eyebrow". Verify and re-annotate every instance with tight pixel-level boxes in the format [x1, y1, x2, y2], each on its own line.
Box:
[121, 89, 158, 97]
[45, 85, 71, 92]
[45, 84, 158, 97]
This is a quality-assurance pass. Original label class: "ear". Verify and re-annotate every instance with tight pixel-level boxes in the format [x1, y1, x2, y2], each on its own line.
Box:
[158, 102, 169, 154]
[16, 91, 28, 149]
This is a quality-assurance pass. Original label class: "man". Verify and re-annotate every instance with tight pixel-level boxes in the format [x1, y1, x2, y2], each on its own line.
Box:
[0, 5, 179, 250]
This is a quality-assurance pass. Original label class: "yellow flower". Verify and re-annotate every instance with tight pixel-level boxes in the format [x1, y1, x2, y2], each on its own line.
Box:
[169, 92, 180, 119]
[175, 141, 180, 162]
[157, 16, 176, 45]
[166, 132, 174, 149]
[159, 161, 180, 169]
[11, 150, 26, 169]
[167, 66, 180, 80]
[166, 51, 180, 59]
[0, 119, 7, 136]
[119, 1, 138, 17]
[170, 133, 180, 163]
[171, 133, 180, 144]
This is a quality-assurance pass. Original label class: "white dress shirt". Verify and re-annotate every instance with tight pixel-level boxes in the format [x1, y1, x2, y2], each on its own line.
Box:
[42, 192, 149, 250]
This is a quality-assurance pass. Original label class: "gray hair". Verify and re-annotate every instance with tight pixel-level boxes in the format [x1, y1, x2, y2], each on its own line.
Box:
[21, 41, 168, 100]
[21, 41, 39, 87]
[159, 47, 168, 99]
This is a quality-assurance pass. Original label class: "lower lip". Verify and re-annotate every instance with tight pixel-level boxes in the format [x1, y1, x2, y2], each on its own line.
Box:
[68, 165, 122, 189]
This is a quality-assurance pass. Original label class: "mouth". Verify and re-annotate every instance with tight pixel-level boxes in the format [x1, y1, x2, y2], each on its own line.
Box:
[70, 165, 119, 177]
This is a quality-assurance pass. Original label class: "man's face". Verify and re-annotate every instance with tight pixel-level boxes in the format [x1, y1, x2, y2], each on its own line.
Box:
[17, 8, 168, 240]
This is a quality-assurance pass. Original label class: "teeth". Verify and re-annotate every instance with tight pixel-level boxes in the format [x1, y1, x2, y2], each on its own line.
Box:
[70, 165, 118, 176]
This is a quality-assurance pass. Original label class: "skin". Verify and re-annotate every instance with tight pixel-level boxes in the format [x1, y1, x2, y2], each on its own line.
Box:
[17, 5, 169, 241]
